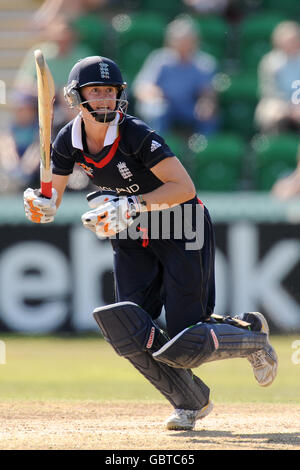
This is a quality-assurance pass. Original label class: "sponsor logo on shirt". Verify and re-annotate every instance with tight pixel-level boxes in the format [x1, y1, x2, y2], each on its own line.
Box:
[77, 162, 94, 177]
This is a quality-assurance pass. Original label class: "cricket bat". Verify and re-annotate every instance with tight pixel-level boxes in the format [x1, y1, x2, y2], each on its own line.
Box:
[34, 49, 55, 199]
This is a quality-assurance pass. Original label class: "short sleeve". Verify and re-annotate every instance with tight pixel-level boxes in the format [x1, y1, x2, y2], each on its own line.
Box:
[51, 125, 75, 176]
[138, 132, 175, 168]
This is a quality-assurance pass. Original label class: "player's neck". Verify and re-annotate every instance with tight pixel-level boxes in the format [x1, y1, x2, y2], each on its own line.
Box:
[83, 118, 110, 153]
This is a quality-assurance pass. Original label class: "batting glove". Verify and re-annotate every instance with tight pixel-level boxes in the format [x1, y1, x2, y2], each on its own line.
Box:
[81, 190, 147, 238]
[24, 187, 57, 223]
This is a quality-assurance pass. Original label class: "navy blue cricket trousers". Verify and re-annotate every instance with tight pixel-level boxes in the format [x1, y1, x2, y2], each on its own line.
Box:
[110, 203, 216, 339]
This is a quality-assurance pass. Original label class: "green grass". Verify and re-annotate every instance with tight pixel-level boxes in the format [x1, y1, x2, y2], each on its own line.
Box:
[0, 335, 299, 403]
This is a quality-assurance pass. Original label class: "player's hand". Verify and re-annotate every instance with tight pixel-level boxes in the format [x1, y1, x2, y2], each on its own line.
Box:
[81, 190, 120, 234]
[23, 187, 57, 223]
[81, 190, 146, 238]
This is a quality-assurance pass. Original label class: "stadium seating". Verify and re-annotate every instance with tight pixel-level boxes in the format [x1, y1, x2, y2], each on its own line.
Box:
[137, 0, 184, 20]
[219, 72, 258, 138]
[260, 0, 300, 17]
[113, 12, 167, 84]
[0, 0, 41, 128]
[163, 132, 196, 177]
[238, 12, 288, 70]
[70, 15, 108, 56]
[253, 133, 299, 190]
[4, 2, 299, 193]
[192, 15, 229, 61]
[192, 133, 245, 191]
[164, 133, 187, 158]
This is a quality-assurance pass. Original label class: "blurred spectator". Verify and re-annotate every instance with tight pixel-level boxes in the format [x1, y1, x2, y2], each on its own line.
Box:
[14, 18, 93, 93]
[132, 15, 220, 136]
[272, 146, 300, 199]
[182, 0, 243, 23]
[182, 0, 230, 15]
[32, 0, 107, 29]
[31, 0, 109, 56]
[0, 89, 87, 194]
[255, 21, 300, 134]
[14, 18, 93, 135]
[0, 91, 40, 193]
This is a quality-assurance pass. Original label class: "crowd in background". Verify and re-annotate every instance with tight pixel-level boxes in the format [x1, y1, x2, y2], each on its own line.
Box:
[1, 0, 300, 198]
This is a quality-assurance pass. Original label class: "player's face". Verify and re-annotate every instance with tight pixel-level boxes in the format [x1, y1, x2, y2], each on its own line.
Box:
[81, 85, 118, 111]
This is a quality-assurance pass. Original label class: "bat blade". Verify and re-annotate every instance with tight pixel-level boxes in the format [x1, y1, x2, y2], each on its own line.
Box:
[34, 49, 55, 198]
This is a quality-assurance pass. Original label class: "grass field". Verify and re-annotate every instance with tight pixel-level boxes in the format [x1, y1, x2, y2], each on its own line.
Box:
[0, 334, 299, 403]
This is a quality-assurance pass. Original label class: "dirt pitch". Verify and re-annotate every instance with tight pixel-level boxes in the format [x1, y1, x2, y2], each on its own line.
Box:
[0, 401, 299, 450]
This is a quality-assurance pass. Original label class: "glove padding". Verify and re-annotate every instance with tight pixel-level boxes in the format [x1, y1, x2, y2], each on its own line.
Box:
[81, 190, 145, 238]
[24, 187, 57, 223]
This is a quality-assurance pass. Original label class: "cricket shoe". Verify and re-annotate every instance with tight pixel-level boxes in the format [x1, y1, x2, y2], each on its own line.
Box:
[165, 401, 213, 431]
[235, 312, 278, 387]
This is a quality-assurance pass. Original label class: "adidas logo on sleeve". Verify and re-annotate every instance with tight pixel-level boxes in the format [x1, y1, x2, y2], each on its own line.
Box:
[151, 140, 162, 152]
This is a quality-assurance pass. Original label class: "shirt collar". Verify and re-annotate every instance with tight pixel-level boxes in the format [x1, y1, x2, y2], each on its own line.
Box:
[71, 112, 120, 150]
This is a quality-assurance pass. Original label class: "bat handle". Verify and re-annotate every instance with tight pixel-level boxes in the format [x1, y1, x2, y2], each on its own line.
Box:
[41, 180, 53, 199]
[40, 165, 53, 198]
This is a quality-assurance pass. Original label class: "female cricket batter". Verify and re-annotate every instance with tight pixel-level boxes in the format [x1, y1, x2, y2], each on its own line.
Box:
[24, 56, 277, 431]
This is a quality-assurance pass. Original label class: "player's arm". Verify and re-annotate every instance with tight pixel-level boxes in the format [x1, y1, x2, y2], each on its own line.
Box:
[52, 173, 69, 208]
[142, 156, 196, 209]
[81, 157, 196, 239]
[81, 142, 196, 238]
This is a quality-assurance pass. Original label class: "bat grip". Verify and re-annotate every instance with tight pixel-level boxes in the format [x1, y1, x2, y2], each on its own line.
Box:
[41, 180, 52, 199]
[40, 164, 52, 198]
